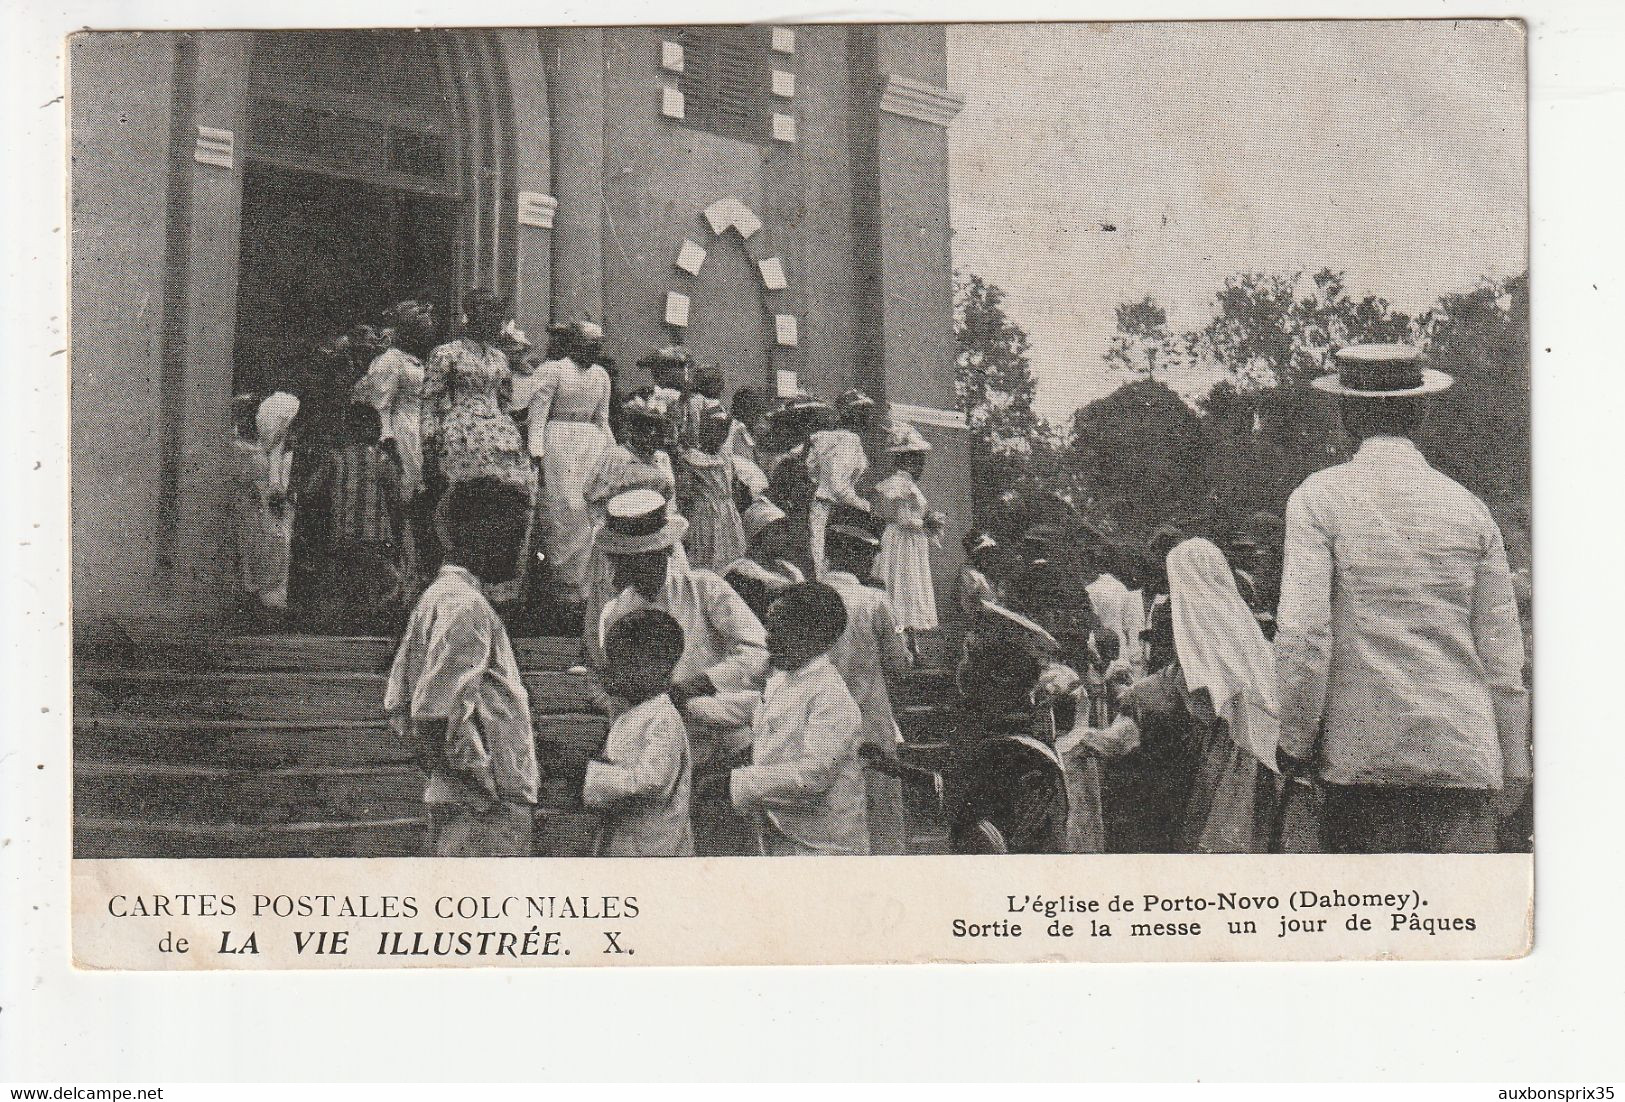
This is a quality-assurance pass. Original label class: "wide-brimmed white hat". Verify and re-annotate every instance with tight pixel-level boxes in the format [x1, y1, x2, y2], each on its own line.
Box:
[1312, 343, 1453, 398]
[741, 497, 787, 541]
[886, 420, 933, 453]
[596, 488, 688, 556]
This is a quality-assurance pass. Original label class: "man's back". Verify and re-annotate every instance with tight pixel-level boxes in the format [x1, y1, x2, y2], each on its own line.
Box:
[1276, 436, 1527, 789]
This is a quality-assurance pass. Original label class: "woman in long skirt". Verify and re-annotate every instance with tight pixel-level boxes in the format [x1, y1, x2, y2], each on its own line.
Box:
[354, 300, 436, 593]
[230, 394, 283, 617]
[676, 398, 748, 571]
[252, 390, 301, 611]
[421, 289, 539, 605]
[872, 421, 939, 641]
[1120, 537, 1281, 853]
[512, 321, 614, 609]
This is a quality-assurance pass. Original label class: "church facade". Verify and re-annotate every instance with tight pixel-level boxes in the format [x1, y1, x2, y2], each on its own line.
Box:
[69, 26, 968, 631]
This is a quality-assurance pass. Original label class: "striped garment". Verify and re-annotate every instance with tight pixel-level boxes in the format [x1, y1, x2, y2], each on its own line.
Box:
[316, 443, 403, 545]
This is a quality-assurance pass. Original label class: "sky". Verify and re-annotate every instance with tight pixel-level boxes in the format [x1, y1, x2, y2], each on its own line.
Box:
[946, 20, 1528, 422]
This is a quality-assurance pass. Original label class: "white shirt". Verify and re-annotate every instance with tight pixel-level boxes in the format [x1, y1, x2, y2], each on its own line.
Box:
[384, 565, 538, 806]
[730, 655, 869, 855]
[1275, 436, 1528, 788]
[583, 693, 695, 857]
[825, 571, 912, 750]
[601, 563, 768, 694]
[807, 428, 870, 510]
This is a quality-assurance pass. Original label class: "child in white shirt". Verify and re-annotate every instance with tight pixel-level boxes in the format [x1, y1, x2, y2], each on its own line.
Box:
[384, 478, 538, 857]
[729, 582, 869, 855]
[584, 608, 696, 856]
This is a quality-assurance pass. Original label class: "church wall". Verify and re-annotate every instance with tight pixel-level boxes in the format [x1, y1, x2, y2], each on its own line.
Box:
[592, 26, 864, 403]
[69, 33, 179, 626]
[857, 24, 972, 598]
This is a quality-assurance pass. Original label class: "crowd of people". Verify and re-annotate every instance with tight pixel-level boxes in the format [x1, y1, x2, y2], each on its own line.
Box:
[230, 291, 945, 644]
[945, 343, 1531, 858]
[234, 304, 1530, 859]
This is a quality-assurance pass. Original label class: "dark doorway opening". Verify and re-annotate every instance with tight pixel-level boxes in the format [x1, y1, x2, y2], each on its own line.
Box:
[231, 161, 459, 395]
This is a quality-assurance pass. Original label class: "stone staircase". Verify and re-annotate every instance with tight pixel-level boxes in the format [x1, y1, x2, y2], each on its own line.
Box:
[73, 634, 958, 858]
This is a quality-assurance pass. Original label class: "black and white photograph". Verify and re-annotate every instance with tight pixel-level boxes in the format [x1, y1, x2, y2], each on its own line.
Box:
[14, 0, 1625, 1085]
[67, 20, 1531, 870]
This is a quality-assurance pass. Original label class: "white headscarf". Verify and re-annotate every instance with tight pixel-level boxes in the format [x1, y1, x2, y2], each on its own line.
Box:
[1167, 537, 1279, 770]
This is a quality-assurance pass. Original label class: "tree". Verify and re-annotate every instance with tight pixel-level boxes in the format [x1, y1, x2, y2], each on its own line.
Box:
[1416, 273, 1530, 508]
[1192, 268, 1415, 390]
[1104, 295, 1183, 381]
[1190, 268, 1417, 529]
[1066, 379, 1207, 544]
[954, 272, 1054, 516]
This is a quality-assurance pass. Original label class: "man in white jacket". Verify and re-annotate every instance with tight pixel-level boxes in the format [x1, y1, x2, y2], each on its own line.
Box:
[1274, 344, 1530, 853]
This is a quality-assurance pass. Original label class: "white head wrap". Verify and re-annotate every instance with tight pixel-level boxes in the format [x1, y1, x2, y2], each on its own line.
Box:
[1166, 537, 1280, 770]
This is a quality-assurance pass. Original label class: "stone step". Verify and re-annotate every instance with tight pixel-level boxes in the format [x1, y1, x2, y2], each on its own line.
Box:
[74, 756, 425, 828]
[75, 815, 429, 859]
[77, 668, 603, 722]
[73, 631, 956, 858]
[74, 713, 608, 785]
[75, 714, 406, 768]
[208, 635, 584, 673]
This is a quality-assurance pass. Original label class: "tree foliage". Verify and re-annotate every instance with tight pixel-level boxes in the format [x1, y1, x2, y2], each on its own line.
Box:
[1192, 268, 1415, 389]
[1068, 379, 1206, 543]
[959, 267, 1529, 570]
[1104, 296, 1183, 381]
[1416, 273, 1530, 507]
[954, 272, 1055, 515]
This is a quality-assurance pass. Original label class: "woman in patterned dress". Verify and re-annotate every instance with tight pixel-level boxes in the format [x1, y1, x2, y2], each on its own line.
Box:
[422, 289, 538, 603]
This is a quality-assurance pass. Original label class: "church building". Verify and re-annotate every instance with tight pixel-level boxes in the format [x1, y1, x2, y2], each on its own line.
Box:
[70, 26, 969, 634]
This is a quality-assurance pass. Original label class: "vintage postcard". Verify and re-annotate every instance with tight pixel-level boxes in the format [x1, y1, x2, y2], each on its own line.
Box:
[66, 19, 1532, 969]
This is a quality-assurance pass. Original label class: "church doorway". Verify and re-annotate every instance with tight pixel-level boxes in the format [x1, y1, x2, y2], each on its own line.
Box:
[229, 30, 472, 395]
[232, 163, 457, 395]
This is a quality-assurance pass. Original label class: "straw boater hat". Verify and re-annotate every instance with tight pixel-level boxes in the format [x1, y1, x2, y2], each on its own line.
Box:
[1312, 343, 1453, 398]
[886, 421, 933, 454]
[596, 488, 688, 556]
[638, 344, 694, 372]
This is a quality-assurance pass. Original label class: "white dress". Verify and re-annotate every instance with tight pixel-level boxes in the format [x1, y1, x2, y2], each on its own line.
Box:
[512, 358, 614, 603]
[356, 347, 426, 498]
[872, 470, 938, 631]
[253, 392, 300, 609]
